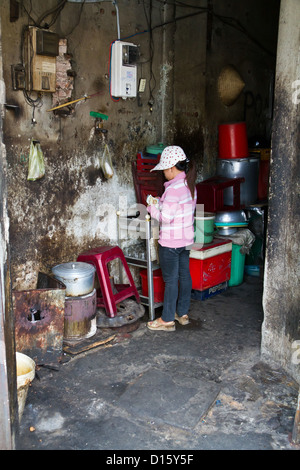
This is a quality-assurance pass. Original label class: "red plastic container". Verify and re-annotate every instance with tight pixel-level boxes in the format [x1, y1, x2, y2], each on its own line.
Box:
[140, 269, 165, 303]
[189, 239, 232, 291]
[136, 152, 160, 171]
[218, 122, 249, 159]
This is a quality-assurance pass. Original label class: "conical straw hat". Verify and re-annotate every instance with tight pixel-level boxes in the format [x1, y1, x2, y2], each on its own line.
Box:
[217, 65, 245, 106]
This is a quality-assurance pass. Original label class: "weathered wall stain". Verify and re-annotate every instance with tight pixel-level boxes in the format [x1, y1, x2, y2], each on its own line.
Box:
[261, 0, 300, 381]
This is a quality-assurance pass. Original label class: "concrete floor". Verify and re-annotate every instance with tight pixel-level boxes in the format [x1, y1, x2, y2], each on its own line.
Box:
[17, 275, 299, 451]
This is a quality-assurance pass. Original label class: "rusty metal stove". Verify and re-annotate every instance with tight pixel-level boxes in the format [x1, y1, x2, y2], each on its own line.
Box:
[13, 272, 66, 364]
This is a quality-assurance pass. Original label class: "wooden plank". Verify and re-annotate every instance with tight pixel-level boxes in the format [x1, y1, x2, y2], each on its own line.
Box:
[63, 333, 116, 356]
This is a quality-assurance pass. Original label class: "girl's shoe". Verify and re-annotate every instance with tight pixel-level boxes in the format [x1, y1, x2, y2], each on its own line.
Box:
[147, 318, 175, 331]
[175, 313, 190, 325]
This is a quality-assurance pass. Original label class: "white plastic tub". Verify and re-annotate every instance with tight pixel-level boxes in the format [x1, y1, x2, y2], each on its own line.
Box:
[16, 352, 35, 421]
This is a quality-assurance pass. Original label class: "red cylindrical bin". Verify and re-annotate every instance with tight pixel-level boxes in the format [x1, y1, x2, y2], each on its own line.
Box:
[218, 122, 249, 159]
[140, 268, 165, 303]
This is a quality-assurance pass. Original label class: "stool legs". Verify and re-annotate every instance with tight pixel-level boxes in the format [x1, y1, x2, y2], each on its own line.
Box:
[77, 246, 140, 318]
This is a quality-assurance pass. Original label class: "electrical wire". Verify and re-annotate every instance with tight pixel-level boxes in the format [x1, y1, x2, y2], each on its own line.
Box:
[23, 89, 43, 107]
[65, 1, 86, 37]
[141, 0, 156, 110]
[23, 88, 43, 124]
[143, 0, 275, 56]
[36, 0, 68, 28]
[20, 22, 44, 113]
[21, 0, 276, 109]
[112, 0, 121, 40]
[213, 12, 276, 57]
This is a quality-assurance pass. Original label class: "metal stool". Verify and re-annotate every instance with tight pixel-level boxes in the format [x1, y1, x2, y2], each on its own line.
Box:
[77, 246, 140, 318]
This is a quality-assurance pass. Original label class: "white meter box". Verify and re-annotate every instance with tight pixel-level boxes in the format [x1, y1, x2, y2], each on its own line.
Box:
[111, 41, 137, 99]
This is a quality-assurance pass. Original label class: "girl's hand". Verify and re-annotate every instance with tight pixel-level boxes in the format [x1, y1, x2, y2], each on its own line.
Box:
[146, 195, 160, 206]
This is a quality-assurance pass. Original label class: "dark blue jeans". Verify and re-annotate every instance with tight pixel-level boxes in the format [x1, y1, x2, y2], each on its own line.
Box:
[159, 245, 192, 322]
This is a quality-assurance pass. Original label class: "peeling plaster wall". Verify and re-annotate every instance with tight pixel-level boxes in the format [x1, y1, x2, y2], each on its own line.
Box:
[1, 0, 166, 290]
[0, 17, 18, 448]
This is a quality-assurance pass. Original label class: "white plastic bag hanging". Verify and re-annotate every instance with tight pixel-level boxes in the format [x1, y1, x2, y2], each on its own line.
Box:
[27, 139, 45, 181]
[100, 143, 114, 179]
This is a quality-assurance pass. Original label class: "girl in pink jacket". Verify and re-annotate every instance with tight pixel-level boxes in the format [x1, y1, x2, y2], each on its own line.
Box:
[147, 146, 197, 331]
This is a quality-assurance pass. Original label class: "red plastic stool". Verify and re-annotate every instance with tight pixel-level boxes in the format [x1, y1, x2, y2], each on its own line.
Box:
[196, 176, 245, 212]
[77, 246, 140, 318]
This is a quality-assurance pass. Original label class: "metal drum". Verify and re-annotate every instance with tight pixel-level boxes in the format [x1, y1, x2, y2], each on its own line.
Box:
[217, 156, 260, 206]
[64, 288, 96, 341]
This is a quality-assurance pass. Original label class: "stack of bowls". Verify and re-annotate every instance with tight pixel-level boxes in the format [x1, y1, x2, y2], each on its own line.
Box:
[214, 210, 248, 235]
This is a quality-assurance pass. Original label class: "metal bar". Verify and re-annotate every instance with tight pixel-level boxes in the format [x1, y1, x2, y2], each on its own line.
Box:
[116, 211, 124, 284]
[124, 256, 160, 270]
[124, 256, 146, 268]
[139, 294, 163, 309]
[145, 215, 155, 320]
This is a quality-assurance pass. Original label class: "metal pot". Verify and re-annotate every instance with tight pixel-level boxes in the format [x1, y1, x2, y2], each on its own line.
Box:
[217, 156, 260, 205]
[51, 262, 96, 297]
[216, 226, 238, 235]
[64, 288, 97, 340]
[214, 210, 248, 236]
[215, 210, 247, 225]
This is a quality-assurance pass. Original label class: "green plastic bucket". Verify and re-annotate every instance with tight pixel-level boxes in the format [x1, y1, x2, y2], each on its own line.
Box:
[194, 212, 215, 244]
[146, 142, 166, 155]
[229, 243, 245, 286]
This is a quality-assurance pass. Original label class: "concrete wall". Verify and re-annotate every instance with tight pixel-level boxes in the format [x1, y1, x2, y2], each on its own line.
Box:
[0, 0, 279, 293]
[2, 0, 165, 289]
[262, 0, 300, 383]
[0, 18, 18, 449]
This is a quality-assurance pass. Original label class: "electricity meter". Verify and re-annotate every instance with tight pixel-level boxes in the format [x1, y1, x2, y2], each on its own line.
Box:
[24, 27, 59, 93]
[110, 41, 138, 99]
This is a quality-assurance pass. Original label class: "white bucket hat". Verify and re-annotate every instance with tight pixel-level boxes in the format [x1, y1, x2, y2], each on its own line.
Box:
[150, 145, 187, 171]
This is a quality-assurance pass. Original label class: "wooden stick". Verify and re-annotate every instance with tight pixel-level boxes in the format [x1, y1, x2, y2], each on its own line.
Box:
[63, 334, 116, 355]
[47, 95, 91, 112]
[47, 91, 103, 112]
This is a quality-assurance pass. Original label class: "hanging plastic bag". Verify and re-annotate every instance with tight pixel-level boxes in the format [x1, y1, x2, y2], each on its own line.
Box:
[27, 139, 45, 181]
[100, 143, 114, 179]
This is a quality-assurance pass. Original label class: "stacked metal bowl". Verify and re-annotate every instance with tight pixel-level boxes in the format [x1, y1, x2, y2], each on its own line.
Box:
[214, 210, 248, 235]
